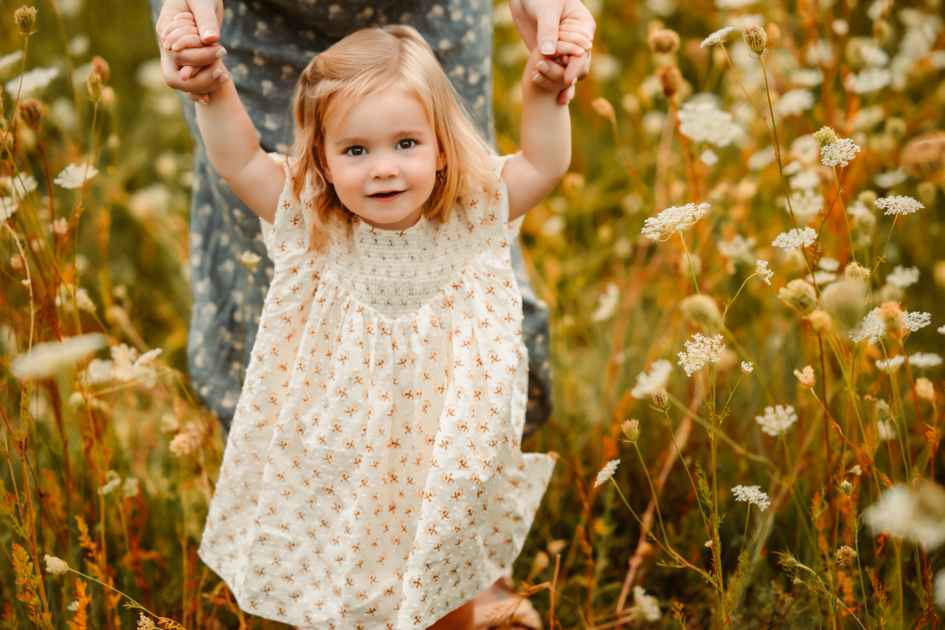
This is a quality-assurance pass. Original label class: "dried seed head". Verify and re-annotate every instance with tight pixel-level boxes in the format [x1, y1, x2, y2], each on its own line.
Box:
[680, 294, 723, 331]
[14, 6, 37, 35]
[650, 388, 670, 412]
[86, 70, 103, 102]
[877, 301, 904, 336]
[915, 377, 935, 402]
[17, 98, 42, 131]
[901, 131, 945, 182]
[647, 29, 680, 54]
[840, 480, 854, 496]
[655, 63, 682, 98]
[794, 365, 816, 389]
[857, 190, 878, 206]
[844, 261, 871, 282]
[835, 545, 857, 567]
[591, 97, 615, 121]
[622, 419, 641, 444]
[807, 309, 834, 333]
[742, 25, 768, 55]
[91, 56, 110, 83]
[813, 126, 838, 147]
[778, 279, 817, 315]
[44, 554, 69, 575]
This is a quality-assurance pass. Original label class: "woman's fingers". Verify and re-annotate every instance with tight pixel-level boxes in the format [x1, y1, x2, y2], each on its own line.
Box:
[172, 45, 226, 67]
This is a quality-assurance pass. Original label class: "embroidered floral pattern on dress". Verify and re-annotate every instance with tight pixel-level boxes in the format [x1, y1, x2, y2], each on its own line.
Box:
[198, 155, 555, 629]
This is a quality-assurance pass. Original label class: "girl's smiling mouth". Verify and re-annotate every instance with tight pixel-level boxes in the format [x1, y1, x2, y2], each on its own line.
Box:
[369, 190, 405, 200]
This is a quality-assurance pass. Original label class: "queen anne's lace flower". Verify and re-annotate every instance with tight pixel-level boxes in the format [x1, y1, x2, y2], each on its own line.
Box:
[641, 203, 710, 241]
[850, 308, 931, 344]
[846, 67, 892, 93]
[701, 26, 735, 47]
[887, 266, 919, 288]
[677, 98, 743, 146]
[631, 359, 672, 398]
[632, 586, 661, 622]
[820, 137, 861, 167]
[594, 459, 620, 488]
[904, 311, 932, 332]
[772, 227, 818, 251]
[755, 260, 773, 285]
[741, 361, 754, 373]
[755, 404, 797, 436]
[54, 164, 99, 189]
[732, 485, 771, 511]
[44, 555, 70, 575]
[909, 352, 942, 368]
[875, 356, 905, 373]
[4, 66, 59, 96]
[677, 333, 725, 377]
[864, 483, 945, 548]
[875, 195, 924, 216]
[774, 89, 814, 117]
[1, 197, 17, 222]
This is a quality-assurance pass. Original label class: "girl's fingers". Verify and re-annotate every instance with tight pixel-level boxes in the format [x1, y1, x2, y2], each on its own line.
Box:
[186, 91, 210, 105]
[558, 21, 595, 42]
[161, 16, 197, 40]
[182, 60, 231, 94]
[535, 59, 566, 84]
[554, 30, 593, 52]
[171, 32, 203, 51]
[180, 64, 202, 81]
[531, 71, 568, 93]
[554, 40, 588, 58]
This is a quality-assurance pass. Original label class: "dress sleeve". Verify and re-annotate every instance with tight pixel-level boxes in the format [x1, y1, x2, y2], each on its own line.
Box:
[488, 153, 523, 239]
[259, 153, 313, 270]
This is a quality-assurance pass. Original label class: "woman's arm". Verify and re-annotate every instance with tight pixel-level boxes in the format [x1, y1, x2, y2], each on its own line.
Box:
[194, 74, 285, 224]
[504, 45, 573, 222]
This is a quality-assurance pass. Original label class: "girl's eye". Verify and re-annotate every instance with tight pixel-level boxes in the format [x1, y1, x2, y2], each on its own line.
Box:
[345, 146, 365, 157]
[398, 139, 416, 150]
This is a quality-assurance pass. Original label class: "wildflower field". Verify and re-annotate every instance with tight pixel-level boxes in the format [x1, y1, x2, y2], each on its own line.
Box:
[2, 0, 945, 628]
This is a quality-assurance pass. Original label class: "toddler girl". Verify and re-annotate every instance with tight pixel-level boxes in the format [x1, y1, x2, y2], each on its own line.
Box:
[160, 19, 583, 630]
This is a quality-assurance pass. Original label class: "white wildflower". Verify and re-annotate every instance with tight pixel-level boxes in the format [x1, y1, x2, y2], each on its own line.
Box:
[632, 586, 661, 622]
[864, 483, 945, 549]
[641, 203, 710, 241]
[904, 311, 931, 332]
[850, 309, 885, 345]
[54, 163, 98, 189]
[741, 361, 753, 374]
[594, 459, 620, 488]
[772, 227, 818, 251]
[11, 333, 107, 379]
[859, 43, 889, 66]
[701, 26, 735, 47]
[875, 195, 923, 216]
[909, 352, 942, 369]
[755, 260, 773, 285]
[121, 477, 140, 499]
[732, 485, 771, 511]
[677, 333, 725, 377]
[11, 174, 38, 200]
[877, 419, 898, 442]
[240, 250, 262, 271]
[74, 288, 95, 313]
[591, 282, 620, 322]
[98, 470, 121, 495]
[794, 365, 816, 388]
[700, 149, 719, 166]
[939, 325, 945, 334]
[66, 600, 79, 611]
[886, 266, 919, 288]
[791, 68, 823, 86]
[718, 234, 756, 263]
[44, 555, 70, 575]
[1, 197, 17, 223]
[820, 137, 861, 168]
[845, 67, 892, 93]
[0, 51, 24, 74]
[874, 169, 908, 188]
[4, 67, 59, 96]
[774, 89, 814, 117]
[51, 218, 69, 236]
[818, 257, 840, 272]
[875, 356, 905, 373]
[631, 359, 672, 398]
[806, 271, 837, 285]
[790, 170, 821, 190]
[747, 146, 776, 171]
[791, 134, 821, 163]
[677, 97, 743, 146]
[755, 404, 798, 437]
[783, 189, 824, 221]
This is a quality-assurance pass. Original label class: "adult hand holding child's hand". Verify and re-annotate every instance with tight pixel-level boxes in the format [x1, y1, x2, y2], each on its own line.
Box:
[155, 0, 228, 104]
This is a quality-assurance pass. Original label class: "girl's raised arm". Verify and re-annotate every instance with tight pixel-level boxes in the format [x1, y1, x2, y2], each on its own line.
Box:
[194, 79, 286, 224]
[503, 42, 576, 222]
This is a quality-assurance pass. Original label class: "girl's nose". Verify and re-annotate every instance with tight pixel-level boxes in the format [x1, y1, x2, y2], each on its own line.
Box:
[370, 155, 398, 179]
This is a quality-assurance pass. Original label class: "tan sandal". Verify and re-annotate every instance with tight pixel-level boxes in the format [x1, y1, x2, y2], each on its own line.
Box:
[473, 577, 543, 630]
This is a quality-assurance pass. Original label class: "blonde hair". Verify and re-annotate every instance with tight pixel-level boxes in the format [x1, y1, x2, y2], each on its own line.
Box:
[288, 25, 497, 253]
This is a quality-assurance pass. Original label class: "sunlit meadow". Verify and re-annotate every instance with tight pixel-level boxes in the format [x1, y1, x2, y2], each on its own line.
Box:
[2, 0, 945, 628]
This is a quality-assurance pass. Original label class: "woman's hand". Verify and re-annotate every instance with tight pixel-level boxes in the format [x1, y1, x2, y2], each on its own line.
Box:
[510, 0, 596, 104]
[155, 0, 228, 103]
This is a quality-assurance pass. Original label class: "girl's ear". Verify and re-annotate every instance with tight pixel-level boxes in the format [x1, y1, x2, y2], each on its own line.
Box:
[436, 148, 447, 172]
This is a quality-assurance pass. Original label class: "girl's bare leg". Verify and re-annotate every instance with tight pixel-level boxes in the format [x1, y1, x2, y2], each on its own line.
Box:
[427, 599, 476, 630]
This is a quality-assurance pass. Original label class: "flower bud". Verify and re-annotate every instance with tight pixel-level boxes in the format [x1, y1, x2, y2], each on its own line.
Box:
[654, 63, 682, 98]
[835, 545, 857, 567]
[14, 6, 37, 36]
[900, 131, 945, 181]
[650, 388, 670, 412]
[86, 70, 103, 102]
[840, 480, 853, 496]
[647, 29, 680, 54]
[794, 365, 816, 389]
[91, 56, 110, 83]
[680, 295, 723, 331]
[742, 25, 767, 55]
[915, 377, 935, 402]
[778, 279, 817, 315]
[857, 190, 878, 206]
[44, 555, 69, 575]
[807, 309, 834, 333]
[591, 97, 615, 121]
[17, 98, 42, 131]
[822, 278, 867, 332]
[877, 301, 904, 336]
[621, 419, 641, 444]
[813, 126, 838, 147]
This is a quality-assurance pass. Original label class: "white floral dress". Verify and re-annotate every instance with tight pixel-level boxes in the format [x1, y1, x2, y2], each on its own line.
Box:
[197, 154, 556, 629]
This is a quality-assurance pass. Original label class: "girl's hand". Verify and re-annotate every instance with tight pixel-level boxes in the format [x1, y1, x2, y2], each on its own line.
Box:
[531, 56, 571, 99]
[159, 11, 229, 103]
[531, 20, 591, 102]
[162, 12, 203, 52]
[545, 18, 593, 59]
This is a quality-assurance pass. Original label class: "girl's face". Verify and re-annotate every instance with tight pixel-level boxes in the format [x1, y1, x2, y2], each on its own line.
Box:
[321, 87, 446, 231]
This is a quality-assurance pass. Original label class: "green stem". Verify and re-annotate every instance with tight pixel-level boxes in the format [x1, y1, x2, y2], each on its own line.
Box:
[678, 231, 700, 294]
[832, 166, 856, 262]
